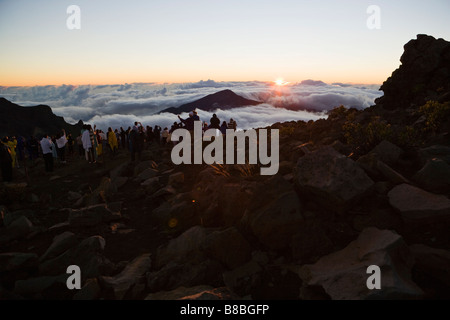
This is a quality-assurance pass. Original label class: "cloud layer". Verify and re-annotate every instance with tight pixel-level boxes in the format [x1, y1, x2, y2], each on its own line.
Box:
[0, 80, 382, 131]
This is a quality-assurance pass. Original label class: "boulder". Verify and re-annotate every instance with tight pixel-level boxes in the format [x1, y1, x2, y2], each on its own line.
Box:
[0, 216, 34, 245]
[101, 253, 151, 300]
[168, 172, 184, 186]
[413, 158, 450, 193]
[291, 220, 334, 263]
[3, 209, 37, 227]
[388, 184, 450, 221]
[67, 191, 82, 201]
[410, 244, 450, 288]
[14, 274, 69, 298]
[154, 226, 210, 269]
[95, 177, 118, 201]
[277, 161, 295, 176]
[250, 265, 303, 300]
[0, 252, 38, 272]
[202, 227, 252, 269]
[112, 176, 128, 189]
[294, 146, 374, 208]
[39, 231, 78, 262]
[147, 259, 224, 293]
[135, 168, 159, 182]
[141, 177, 161, 195]
[151, 195, 198, 233]
[39, 236, 111, 281]
[68, 203, 121, 227]
[133, 160, 156, 176]
[370, 140, 403, 166]
[352, 208, 402, 232]
[376, 161, 410, 185]
[148, 185, 177, 200]
[205, 181, 256, 227]
[419, 145, 450, 166]
[4, 182, 28, 202]
[330, 140, 352, 156]
[299, 227, 423, 300]
[73, 278, 101, 300]
[222, 261, 262, 297]
[110, 161, 131, 180]
[244, 191, 304, 250]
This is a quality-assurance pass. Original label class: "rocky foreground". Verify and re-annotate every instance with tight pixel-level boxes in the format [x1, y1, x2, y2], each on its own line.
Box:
[1, 34, 450, 300]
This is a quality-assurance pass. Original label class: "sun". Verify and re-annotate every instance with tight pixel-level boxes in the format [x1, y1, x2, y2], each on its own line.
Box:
[274, 78, 289, 86]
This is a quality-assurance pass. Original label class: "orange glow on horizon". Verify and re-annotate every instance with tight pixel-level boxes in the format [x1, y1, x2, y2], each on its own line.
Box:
[0, 75, 384, 87]
[274, 78, 290, 86]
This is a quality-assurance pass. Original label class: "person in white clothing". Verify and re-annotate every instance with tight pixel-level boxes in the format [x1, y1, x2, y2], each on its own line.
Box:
[81, 125, 94, 163]
[55, 129, 68, 163]
[40, 134, 54, 172]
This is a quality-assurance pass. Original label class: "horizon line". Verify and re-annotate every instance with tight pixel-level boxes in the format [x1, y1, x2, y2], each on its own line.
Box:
[0, 79, 383, 88]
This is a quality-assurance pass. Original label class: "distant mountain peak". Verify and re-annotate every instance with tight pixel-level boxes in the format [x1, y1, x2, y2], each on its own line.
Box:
[160, 89, 262, 114]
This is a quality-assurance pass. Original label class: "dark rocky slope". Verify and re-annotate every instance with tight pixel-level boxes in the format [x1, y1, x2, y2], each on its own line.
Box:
[0, 97, 83, 138]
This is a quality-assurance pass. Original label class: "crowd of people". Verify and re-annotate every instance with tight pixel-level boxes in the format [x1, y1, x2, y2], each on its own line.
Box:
[0, 110, 237, 182]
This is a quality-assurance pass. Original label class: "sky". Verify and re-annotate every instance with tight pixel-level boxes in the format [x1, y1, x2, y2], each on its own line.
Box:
[1, 0, 449, 86]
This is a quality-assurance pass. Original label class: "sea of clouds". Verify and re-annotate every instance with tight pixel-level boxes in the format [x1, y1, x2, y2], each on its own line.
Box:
[0, 80, 382, 131]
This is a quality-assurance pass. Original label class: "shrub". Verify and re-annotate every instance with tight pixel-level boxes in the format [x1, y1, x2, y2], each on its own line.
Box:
[418, 100, 450, 133]
[343, 116, 392, 153]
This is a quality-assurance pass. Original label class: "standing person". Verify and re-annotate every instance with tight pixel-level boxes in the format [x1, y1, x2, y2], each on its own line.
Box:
[126, 127, 132, 150]
[120, 127, 126, 149]
[76, 134, 83, 157]
[56, 129, 68, 164]
[90, 125, 98, 162]
[137, 126, 145, 159]
[129, 127, 136, 161]
[0, 137, 13, 182]
[228, 118, 237, 131]
[17, 136, 25, 166]
[97, 130, 107, 162]
[26, 136, 34, 163]
[161, 127, 169, 145]
[220, 121, 228, 135]
[6, 137, 17, 168]
[192, 110, 200, 122]
[146, 126, 154, 148]
[108, 127, 118, 158]
[82, 125, 94, 163]
[27, 136, 39, 163]
[178, 112, 195, 131]
[209, 114, 220, 129]
[154, 125, 161, 145]
[40, 134, 54, 172]
[51, 136, 58, 161]
[67, 134, 74, 158]
[169, 122, 179, 133]
[114, 129, 120, 150]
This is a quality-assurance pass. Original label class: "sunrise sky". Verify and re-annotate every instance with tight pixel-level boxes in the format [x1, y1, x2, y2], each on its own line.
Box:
[1, 0, 449, 86]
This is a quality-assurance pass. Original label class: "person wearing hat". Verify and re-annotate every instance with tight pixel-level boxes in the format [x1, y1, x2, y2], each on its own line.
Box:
[0, 137, 13, 182]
